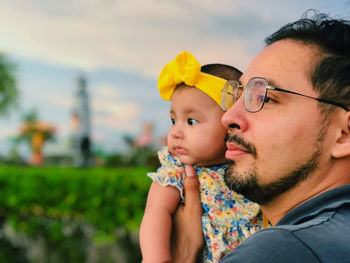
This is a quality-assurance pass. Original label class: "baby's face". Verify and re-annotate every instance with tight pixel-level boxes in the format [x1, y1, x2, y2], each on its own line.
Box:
[167, 86, 227, 167]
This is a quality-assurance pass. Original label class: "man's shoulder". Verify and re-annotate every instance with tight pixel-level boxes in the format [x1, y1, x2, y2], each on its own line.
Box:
[221, 206, 350, 263]
[221, 185, 350, 262]
[221, 227, 320, 263]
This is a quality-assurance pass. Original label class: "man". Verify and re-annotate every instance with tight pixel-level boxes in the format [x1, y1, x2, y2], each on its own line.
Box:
[172, 12, 350, 262]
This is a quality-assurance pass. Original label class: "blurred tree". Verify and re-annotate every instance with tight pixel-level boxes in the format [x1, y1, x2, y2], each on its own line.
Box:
[19, 108, 56, 165]
[0, 54, 18, 116]
[120, 126, 158, 168]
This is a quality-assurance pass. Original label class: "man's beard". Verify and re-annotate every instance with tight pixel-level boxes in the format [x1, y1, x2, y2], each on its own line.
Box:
[224, 132, 324, 205]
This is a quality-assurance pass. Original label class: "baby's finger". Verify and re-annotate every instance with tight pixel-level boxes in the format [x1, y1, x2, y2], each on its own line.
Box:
[183, 166, 201, 213]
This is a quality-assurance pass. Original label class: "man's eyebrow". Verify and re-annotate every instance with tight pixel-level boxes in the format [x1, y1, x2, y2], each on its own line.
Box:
[264, 78, 280, 88]
[239, 77, 281, 88]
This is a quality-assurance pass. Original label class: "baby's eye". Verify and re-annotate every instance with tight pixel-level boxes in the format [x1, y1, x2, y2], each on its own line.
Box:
[171, 118, 176, 125]
[187, 118, 198, 126]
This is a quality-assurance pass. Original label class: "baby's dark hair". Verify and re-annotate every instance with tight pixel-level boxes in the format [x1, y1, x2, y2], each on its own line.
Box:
[201, 64, 242, 81]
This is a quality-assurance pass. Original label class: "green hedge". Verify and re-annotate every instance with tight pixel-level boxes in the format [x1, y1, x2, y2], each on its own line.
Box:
[0, 165, 152, 262]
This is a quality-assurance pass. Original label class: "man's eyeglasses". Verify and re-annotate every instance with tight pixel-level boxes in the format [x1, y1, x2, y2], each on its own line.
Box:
[221, 77, 349, 113]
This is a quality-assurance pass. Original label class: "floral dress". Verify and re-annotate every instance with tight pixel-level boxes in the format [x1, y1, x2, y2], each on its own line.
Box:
[148, 147, 263, 262]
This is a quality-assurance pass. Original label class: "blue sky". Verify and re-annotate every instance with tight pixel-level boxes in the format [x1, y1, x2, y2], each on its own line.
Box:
[0, 0, 349, 157]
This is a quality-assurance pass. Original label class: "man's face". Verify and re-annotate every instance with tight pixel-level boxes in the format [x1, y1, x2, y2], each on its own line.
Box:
[222, 39, 330, 204]
[167, 86, 227, 167]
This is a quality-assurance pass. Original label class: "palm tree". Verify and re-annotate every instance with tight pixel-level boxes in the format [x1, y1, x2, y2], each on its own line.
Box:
[0, 53, 18, 116]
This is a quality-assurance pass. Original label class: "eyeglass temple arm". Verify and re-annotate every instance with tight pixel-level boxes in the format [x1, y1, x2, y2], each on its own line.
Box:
[268, 86, 349, 112]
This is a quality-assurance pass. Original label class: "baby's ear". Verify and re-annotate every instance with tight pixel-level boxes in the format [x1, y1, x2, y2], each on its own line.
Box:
[332, 112, 350, 158]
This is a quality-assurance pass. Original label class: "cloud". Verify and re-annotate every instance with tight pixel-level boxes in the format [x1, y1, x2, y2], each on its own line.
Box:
[0, 0, 190, 76]
[0, 0, 314, 79]
[1, 0, 349, 82]
[0, 126, 17, 140]
[92, 84, 141, 131]
[39, 91, 73, 109]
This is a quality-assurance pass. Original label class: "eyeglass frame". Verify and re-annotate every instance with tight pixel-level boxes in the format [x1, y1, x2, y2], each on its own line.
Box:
[221, 77, 349, 113]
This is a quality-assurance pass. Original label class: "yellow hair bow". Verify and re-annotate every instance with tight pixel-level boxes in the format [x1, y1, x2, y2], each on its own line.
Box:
[157, 51, 226, 106]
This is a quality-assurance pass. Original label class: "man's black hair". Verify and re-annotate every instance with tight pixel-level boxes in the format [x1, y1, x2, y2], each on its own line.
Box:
[265, 10, 350, 111]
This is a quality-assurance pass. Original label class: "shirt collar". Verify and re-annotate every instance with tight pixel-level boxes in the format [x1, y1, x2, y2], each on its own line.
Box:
[277, 184, 350, 226]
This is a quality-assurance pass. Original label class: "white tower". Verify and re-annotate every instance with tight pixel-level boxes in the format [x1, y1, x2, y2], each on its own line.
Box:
[71, 75, 92, 167]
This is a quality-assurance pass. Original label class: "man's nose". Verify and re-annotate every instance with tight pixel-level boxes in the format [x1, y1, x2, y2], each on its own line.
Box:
[221, 96, 248, 132]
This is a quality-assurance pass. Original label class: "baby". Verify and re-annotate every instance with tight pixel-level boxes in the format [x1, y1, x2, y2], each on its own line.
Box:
[140, 51, 263, 262]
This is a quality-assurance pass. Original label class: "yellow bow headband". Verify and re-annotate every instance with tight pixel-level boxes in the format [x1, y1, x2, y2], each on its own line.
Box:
[157, 51, 227, 106]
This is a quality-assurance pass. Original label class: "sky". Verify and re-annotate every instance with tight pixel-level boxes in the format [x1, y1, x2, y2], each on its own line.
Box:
[0, 0, 349, 158]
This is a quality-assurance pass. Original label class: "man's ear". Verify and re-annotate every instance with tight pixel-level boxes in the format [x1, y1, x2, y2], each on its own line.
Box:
[332, 112, 350, 158]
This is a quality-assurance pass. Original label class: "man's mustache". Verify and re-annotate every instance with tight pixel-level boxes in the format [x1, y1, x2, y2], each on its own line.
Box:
[224, 134, 257, 158]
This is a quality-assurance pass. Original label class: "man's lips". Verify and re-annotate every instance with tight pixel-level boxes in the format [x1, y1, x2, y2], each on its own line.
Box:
[225, 134, 257, 158]
[225, 143, 248, 159]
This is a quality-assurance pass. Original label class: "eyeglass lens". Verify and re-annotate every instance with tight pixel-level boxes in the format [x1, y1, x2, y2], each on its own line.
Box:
[221, 81, 238, 111]
[245, 78, 268, 112]
[221, 78, 268, 112]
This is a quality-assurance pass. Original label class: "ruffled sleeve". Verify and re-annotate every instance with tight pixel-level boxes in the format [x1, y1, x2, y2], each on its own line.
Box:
[147, 147, 185, 199]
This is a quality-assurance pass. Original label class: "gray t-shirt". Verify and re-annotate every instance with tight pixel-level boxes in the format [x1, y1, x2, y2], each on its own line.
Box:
[221, 184, 350, 262]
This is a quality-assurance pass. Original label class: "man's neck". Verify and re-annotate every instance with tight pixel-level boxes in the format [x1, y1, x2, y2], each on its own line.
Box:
[260, 165, 350, 226]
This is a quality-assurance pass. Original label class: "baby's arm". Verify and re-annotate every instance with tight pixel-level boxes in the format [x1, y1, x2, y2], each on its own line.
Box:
[140, 181, 181, 263]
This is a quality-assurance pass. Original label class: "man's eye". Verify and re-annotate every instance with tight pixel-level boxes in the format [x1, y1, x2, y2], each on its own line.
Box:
[264, 96, 273, 103]
[171, 118, 176, 125]
[187, 118, 198, 125]
[257, 94, 266, 103]
[257, 95, 273, 104]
